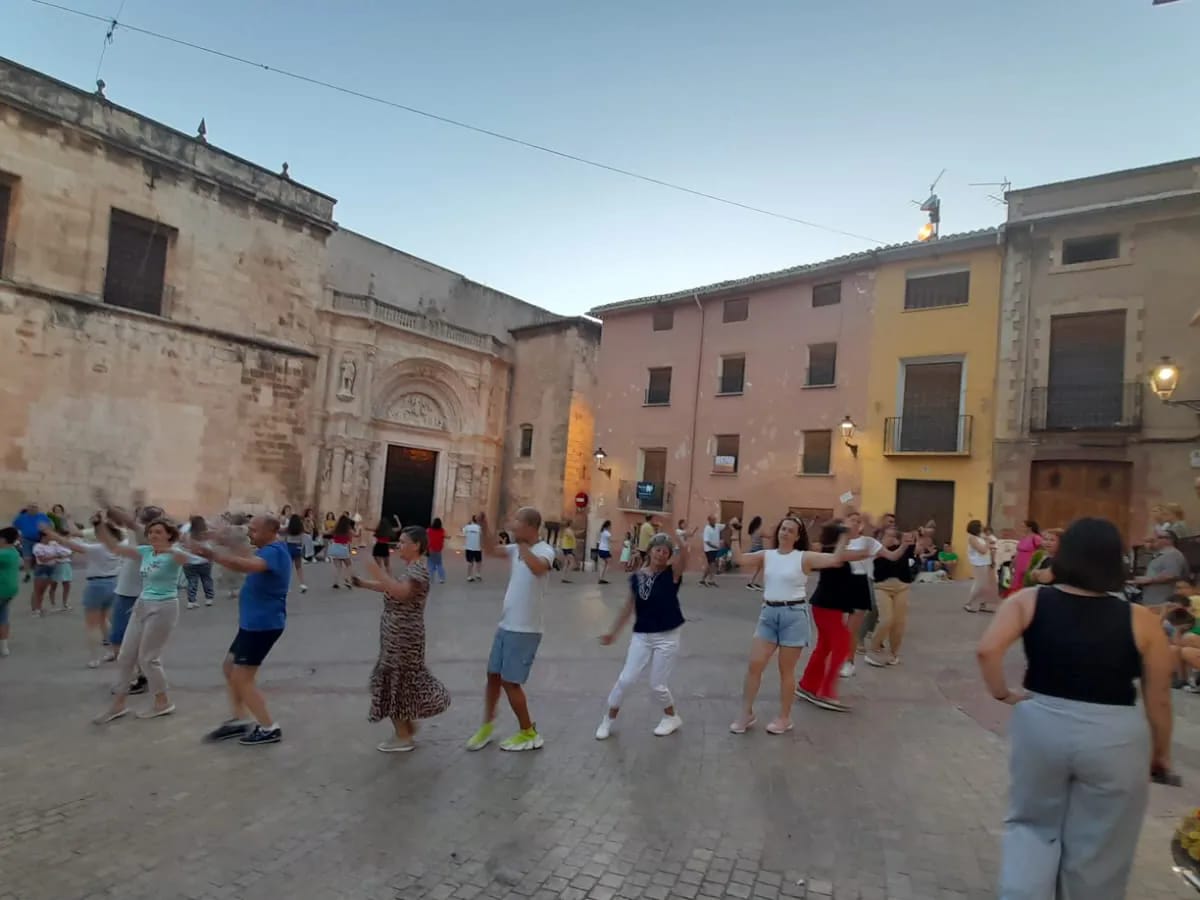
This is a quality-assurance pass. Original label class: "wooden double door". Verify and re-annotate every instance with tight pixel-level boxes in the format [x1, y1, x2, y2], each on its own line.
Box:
[1028, 460, 1131, 540]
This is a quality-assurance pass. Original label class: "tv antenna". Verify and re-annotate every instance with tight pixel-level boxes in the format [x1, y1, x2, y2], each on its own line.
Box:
[912, 168, 945, 241]
[969, 177, 1012, 205]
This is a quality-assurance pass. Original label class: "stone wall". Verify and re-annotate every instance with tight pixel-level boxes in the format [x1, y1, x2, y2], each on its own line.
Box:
[327, 230, 561, 345]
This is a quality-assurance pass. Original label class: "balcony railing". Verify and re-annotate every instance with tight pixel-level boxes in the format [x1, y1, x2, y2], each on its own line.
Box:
[884, 414, 973, 454]
[1029, 383, 1143, 432]
[717, 374, 744, 395]
[617, 479, 675, 513]
[644, 388, 671, 406]
[330, 291, 494, 353]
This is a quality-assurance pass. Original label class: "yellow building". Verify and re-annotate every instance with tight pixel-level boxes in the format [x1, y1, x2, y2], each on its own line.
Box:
[859, 229, 1003, 577]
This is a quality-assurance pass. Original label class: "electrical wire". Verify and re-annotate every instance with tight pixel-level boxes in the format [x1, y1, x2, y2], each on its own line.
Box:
[28, 0, 885, 245]
[93, 0, 127, 82]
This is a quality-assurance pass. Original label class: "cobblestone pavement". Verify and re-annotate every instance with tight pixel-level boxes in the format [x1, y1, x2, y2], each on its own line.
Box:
[1, 561, 1195, 899]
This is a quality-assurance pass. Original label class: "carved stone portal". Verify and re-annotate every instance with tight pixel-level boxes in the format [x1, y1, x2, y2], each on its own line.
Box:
[384, 393, 447, 431]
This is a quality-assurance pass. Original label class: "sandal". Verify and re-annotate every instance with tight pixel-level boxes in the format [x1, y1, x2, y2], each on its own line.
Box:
[963, 604, 979, 613]
[136, 704, 176, 719]
[93, 708, 128, 725]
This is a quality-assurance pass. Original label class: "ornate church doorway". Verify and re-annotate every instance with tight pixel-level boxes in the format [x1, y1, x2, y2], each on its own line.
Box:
[382, 445, 438, 528]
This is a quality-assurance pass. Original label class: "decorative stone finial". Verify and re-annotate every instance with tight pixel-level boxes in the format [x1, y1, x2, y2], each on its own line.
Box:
[95, 79, 106, 98]
[196, 118, 207, 143]
[280, 162, 290, 179]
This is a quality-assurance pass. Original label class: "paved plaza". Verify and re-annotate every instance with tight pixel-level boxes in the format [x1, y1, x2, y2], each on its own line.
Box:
[1, 560, 1196, 900]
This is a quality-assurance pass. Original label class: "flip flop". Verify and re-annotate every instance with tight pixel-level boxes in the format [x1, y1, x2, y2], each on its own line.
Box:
[93, 708, 129, 725]
[766, 720, 794, 735]
[137, 704, 176, 719]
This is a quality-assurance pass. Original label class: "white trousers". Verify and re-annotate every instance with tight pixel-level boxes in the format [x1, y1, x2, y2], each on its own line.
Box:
[606, 629, 680, 710]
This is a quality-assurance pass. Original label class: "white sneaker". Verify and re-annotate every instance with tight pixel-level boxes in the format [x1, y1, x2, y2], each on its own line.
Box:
[653, 714, 683, 737]
[299, 584, 308, 594]
[0, 642, 10, 657]
[204, 599, 214, 607]
[840, 661, 856, 679]
[595, 717, 613, 740]
[186, 602, 199, 610]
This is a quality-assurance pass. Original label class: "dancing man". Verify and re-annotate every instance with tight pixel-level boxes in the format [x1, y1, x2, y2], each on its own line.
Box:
[465, 509, 556, 752]
[192, 515, 290, 746]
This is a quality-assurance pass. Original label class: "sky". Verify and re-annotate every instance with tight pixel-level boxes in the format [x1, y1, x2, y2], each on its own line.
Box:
[3, 0, 1199, 314]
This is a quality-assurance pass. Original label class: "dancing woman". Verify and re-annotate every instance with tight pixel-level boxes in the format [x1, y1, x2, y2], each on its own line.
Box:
[94, 516, 191, 722]
[56, 513, 124, 666]
[965, 519, 998, 613]
[596, 529, 691, 739]
[730, 515, 857, 735]
[329, 515, 355, 589]
[355, 526, 450, 752]
[284, 514, 307, 593]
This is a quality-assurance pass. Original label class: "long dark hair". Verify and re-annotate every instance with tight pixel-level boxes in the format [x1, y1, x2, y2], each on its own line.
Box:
[334, 515, 354, 537]
[1024, 519, 1041, 535]
[430, 517, 443, 530]
[375, 518, 395, 541]
[818, 519, 846, 552]
[773, 516, 809, 551]
[747, 515, 762, 536]
[190, 515, 209, 539]
[286, 514, 304, 536]
[601, 519, 611, 531]
[1051, 517, 1125, 593]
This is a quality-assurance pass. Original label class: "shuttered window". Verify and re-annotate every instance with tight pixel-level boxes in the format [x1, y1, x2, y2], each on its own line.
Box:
[904, 270, 970, 310]
[1046, 311, 1125, 428]
[104, 209, 170, 315]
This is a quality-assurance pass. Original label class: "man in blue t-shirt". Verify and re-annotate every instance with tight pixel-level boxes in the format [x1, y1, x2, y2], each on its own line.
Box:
[12, 504, 52, 581]
[189, 514, 290, 746]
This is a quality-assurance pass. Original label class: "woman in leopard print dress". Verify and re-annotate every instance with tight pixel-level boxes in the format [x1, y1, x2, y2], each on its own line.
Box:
[355, 525, 450, 752]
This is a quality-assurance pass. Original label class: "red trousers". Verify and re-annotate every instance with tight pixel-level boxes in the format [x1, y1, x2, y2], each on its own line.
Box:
[798, 605, 851, 700]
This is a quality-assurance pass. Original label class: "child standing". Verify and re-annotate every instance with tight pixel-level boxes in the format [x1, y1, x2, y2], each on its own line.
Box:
[620, 532, 633, 571]
[0, 527, 20, 656]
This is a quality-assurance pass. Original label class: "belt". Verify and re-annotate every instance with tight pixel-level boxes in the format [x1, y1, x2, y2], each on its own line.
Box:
[763, 600, 807, 608]
[87, 574, 117, 581]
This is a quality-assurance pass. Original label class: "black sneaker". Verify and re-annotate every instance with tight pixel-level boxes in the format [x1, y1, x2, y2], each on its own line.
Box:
[206, 720, 251, 742]
[128, 676, 149, 695]
[239, 725, 282, 746]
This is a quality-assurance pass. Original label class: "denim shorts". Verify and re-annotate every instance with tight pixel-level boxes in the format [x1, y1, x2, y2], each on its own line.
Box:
[754, 603, 812, 648]
[487, 628, 543, 684]
[33, 564, 56, 579]
[82, 576, 117, 610]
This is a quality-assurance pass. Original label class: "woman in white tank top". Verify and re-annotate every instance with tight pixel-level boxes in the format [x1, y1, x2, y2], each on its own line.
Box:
[729, 515, 858, 736]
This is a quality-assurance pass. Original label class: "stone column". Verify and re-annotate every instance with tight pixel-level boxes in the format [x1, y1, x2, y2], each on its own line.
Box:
[330, 446, 347, 511]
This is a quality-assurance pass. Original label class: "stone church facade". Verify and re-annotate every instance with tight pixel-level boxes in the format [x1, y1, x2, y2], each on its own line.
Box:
[0, 57, 597, 534]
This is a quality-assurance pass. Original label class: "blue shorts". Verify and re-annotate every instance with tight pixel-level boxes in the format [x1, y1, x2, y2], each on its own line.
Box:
[83, 576, 117, 610]
[0, 595, 11, 627]
[33, 564, 56, 579]
[286, 542, 303, 560]
[486, 628, 542, 685]
[754, 603, 812, 648]
[19, 537, 36, 560]
[598, 549, 611, 559]
[109, 593, 138, 644]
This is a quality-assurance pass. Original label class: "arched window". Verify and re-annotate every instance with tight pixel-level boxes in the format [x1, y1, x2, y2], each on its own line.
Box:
[519, 424, 534, 458]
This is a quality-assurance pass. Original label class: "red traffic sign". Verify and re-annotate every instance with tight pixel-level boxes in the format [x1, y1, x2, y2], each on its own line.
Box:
[574, 491, 589, 509]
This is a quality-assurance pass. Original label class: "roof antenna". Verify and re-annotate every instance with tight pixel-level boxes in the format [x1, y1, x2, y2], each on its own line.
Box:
[912, 168, 945, 242]
[969, 176, 1012, 206]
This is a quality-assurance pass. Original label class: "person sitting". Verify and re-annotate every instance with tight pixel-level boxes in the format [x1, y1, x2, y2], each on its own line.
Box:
[934, 541, 958, 578]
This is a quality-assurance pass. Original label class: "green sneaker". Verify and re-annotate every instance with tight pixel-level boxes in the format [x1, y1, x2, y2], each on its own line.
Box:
[465, 722, 494, 751]
[499, 726, 544, 752]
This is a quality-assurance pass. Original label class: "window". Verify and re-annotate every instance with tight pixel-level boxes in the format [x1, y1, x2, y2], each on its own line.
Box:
[1062, 234, 1120, 265]
[812, 281, 841, 308]
[713, 434, 740, 474]
[723, 297, 749, 323]
[904, 270, 970, 311]
[806, 343, 837, 387]
[897, 361, 963, 451]
[104, 209, 171, 315]
[645, 367, 672, 405]
[0, 178, 11, 276]
[1041, 311, 1131, 429]
[519, 424, 533, 458]
[719, 355, 745, 394]
[800, 430, 832, 475]
[651, 307, 674, 331]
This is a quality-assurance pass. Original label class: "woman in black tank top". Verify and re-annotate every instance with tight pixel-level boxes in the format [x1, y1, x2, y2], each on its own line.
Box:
[976, 518, 1173, 899]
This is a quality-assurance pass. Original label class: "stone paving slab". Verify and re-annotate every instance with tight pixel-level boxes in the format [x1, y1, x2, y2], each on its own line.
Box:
[0, 563, 1193, 899]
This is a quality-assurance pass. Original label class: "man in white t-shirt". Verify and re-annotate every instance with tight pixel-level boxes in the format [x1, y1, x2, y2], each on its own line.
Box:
[462, 516, 483, 582]
[465, 508, 556, 753]
[701, 515, 722, 587]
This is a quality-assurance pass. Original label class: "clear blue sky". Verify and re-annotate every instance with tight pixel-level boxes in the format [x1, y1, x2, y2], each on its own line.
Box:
[4, 0, 1198, 313]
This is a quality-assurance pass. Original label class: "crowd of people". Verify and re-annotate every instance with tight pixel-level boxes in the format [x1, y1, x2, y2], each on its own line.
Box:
[4, 489, 1197, 897]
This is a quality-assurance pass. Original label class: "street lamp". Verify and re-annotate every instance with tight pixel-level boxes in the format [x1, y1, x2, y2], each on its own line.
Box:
[593, 447, 612, 477]
[840, 415, 859, 458]
[1148, 357, 1200, 412]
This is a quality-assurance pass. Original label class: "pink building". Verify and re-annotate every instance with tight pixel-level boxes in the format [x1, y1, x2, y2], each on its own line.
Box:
[588, 259, 875, 542]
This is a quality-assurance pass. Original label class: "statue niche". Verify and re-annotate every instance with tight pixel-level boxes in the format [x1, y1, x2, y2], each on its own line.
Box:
[384, 393, 448, 431]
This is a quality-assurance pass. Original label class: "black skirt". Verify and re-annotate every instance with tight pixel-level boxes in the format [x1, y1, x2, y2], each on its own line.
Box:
[811, 563, 871, 613]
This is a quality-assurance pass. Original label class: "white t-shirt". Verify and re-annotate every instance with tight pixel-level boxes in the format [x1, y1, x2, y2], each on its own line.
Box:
[848, 536, 883, 577]
[115, 535, 143, 597]
[598, 529, 611, 553]
[703, 524, 722, 552]
[967, 536, 991, 567]
[762, 549, 807, 603]
[500, 541, 557, 633]
[462, 523, 482, 552]
[80, 541, 123, 579]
